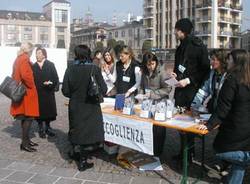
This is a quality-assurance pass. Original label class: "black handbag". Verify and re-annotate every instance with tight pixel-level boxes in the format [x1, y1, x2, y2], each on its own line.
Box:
[87, 65, 103, 103]
[0, 76, 26, 103]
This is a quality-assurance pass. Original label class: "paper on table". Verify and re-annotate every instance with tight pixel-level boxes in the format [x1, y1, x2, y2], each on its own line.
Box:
[139, 157, 163, 171]
[165, 78, 179, 86]
[135, 94, 148, 100]
[165, 119, 196, 128]
[199, 114, 211, 121]
[101, 98, 116, 108]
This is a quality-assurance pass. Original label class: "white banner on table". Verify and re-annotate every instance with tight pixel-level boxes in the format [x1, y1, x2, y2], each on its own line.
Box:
[103, 114, 153, 155]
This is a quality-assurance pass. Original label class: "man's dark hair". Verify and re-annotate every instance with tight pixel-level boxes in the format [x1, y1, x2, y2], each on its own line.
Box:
[74, 45, 91, 61]
[175, 18, 194, 34]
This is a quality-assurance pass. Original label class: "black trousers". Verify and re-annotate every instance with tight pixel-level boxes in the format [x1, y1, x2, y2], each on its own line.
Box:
[153, 125, 166, 156]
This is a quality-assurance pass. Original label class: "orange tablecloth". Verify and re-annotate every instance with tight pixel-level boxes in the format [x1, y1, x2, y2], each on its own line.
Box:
[102, 106, 208, 135]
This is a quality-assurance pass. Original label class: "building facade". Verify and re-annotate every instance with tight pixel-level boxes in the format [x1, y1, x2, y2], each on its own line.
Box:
[107, 20, 145, 56]
[241, 29, 250, 52]
[143, 0, 242, 49]
[71, 25, 109, 51]
[0, 0, 71, 49]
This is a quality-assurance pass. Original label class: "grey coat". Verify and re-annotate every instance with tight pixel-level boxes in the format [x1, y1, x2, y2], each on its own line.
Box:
[140, 64, 172, 100]
[62, 61, 107, 145]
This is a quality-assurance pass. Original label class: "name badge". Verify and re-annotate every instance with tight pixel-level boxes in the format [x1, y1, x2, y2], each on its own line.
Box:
[215, 82, 219, 90]
[178, 65, 186, 73]
[140, 110, 151, 118]
[122, 76, 130, 82]
[123, 107, 132, 115]
[154, 112, 166, 121]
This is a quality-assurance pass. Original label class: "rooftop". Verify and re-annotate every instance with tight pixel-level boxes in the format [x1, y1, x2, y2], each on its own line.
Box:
[0, 10, 50, 21]
[43, 0, 71, 8]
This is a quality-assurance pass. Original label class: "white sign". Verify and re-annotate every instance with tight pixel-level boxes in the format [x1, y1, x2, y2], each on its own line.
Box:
[103, 113, 153, 155]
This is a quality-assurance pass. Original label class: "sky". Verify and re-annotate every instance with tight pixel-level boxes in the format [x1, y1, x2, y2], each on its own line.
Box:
[0, 0, 143, 25]
[0, 0, 249, 30]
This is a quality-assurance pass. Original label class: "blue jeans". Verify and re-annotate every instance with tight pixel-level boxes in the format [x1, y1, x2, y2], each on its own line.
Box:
[216, 151, 250, 184]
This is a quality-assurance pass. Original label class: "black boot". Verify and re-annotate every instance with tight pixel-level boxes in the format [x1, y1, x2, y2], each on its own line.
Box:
[68, 149, 80, 161]
[78, 146, 93, 171]
[45, 121, 55, 137]
[78, 157, 93, 171]
[38, 121, 46, 138]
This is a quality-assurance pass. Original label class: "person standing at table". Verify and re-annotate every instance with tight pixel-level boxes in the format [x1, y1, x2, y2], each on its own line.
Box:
[197, 49, 250, 184]
[62, 45, 107, 171]
[101, 48, 117, 97]
[33, 47, 59, 138]
[140, 52, 172, 156]
[104, 45, 141, 97]
[171, 18, 210, 162]
[10, 42, 39, 152]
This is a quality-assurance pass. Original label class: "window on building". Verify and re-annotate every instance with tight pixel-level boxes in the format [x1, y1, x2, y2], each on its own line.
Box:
[55, 9, 68, 23]
[57, 35, 65, 40]
[7, 33, 15, 40]
[108, 32, 112, 39]
[24, 34, 32, 40]
[24, 26, 32, 32]
[128, 29, 132, 37]
[128, 40, 132, 47]
[121, 31, 125, 37]
[40, 34, 48, 41]
[57, 27, 65, 32]
[7, 25, 16, 31]
[115, 31, 118, 38]
[40, 26, 49, 33]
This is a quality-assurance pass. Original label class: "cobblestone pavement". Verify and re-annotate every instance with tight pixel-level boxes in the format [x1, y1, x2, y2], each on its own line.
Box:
[0, 92, 249, 184]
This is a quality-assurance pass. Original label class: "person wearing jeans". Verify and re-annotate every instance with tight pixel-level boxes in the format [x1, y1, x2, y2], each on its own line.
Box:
[216, 151, 250, 184]
[197, 49, 250, 184]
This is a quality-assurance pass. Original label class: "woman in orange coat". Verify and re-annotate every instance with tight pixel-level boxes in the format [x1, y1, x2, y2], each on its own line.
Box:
[10, 42, 39, 152]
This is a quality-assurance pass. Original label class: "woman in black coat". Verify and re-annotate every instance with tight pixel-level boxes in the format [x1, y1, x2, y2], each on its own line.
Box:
[33, 47, 59, 138]
[198, 49, 250, 184]
[62, 45, 107, 171]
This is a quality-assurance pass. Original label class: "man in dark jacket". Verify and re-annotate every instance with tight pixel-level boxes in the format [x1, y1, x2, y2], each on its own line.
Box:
[172, 18, 210, 161]
[173, 18, 210, 107]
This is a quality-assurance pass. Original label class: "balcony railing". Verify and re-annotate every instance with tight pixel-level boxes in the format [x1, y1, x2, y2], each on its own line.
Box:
[196, 0, 212, 8]
[143, 2, 154, 8]
[218, 17, 231, 22]
[143, 13, 154, 19]
[196, 16, 212, 22]
[230, 4, 243, 11]
[232, 32, 241, 37]
[231, 19, 241, 24]
[144, 25, 154, 29]
[218, 2, 230, 9]
[195, 30, 211, 35]
[218, 31, 231, 36]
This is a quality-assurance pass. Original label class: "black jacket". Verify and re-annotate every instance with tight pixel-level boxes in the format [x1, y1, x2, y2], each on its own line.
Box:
[115, 59, 139, 94]
[62, 61, 107, 145]
[33, 60, 59, 121]
[174, 35, 210, 108]
[208, 74, 250, 153]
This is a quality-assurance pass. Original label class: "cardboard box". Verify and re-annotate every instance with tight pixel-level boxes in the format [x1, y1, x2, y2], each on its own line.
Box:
[103, 142, 119, 155]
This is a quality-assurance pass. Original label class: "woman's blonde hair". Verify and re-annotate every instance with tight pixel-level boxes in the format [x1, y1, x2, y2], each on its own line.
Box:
[120, 45, 135, 60]
[17, 42, 34, 56]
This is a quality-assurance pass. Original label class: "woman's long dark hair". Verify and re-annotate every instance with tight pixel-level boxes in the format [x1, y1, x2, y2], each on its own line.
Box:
[229, 49, 250, 87]
[142, 52, 159, 76]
